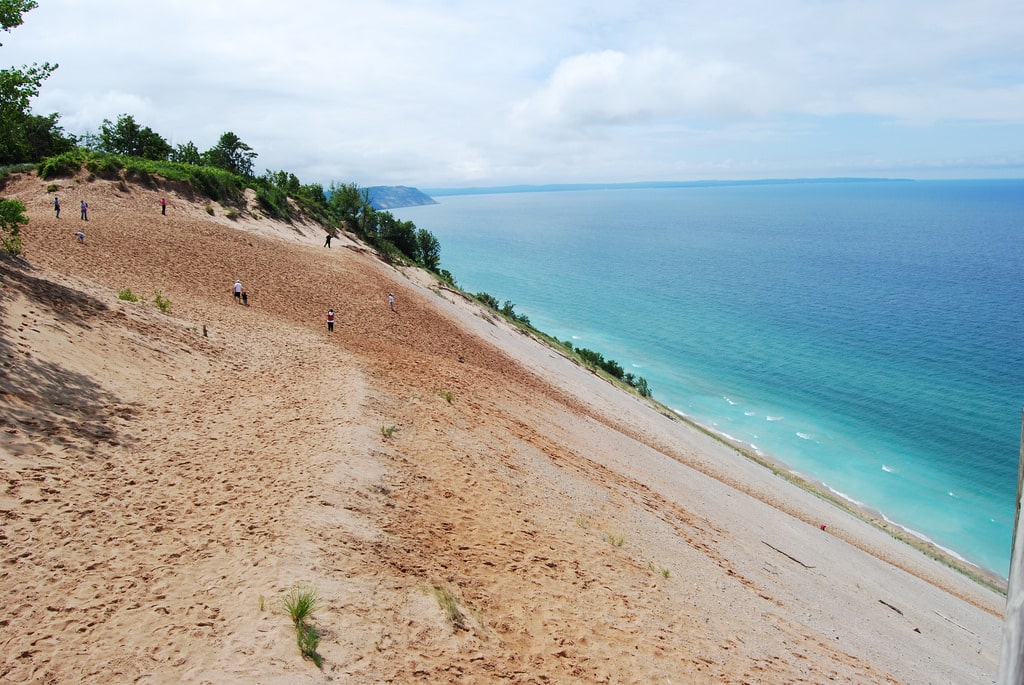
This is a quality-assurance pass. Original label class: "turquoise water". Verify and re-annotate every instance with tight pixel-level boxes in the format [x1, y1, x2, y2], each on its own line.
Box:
[394, 180, 1024, 578]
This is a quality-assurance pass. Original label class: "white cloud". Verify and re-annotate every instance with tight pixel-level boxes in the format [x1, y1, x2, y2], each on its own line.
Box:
[3, 0, 1022, 184]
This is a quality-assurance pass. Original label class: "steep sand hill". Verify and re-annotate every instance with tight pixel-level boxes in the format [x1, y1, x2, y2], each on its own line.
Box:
[0, 170, 1007, 683]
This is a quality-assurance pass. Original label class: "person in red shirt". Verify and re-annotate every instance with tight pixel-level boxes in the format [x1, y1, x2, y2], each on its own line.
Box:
[327, 309, 335, 332]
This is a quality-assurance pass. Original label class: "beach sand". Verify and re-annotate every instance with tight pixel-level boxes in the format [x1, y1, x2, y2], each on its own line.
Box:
[0, 170, 1006, 683]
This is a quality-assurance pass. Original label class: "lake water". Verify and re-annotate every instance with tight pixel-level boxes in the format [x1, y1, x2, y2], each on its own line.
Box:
[394, 179, 1024, 578]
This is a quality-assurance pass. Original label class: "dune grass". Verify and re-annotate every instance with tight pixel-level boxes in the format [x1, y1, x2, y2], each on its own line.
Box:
[281, 587, 322, 668]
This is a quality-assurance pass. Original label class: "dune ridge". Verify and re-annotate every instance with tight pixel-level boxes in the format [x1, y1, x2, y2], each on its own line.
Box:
[0, 170, 1005, 683]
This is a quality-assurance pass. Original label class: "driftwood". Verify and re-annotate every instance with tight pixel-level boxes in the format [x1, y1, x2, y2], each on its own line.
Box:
[879, 599, 904, 615]
[762, 541, 815, 569]
[935, 610, 979, 637]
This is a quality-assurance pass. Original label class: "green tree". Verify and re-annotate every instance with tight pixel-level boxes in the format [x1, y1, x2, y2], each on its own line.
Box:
[0, 1, 60, 164]
[0, 0, 36, 34]
[377, 211, 418, 259]
[98, 114, 171, 160]
[170, 140, 201, 165]
[22, 111, 75, 158]
[416, 227, 441, 270]
[203, 131, 257, 177]
[327, 182, 369, 227]
[0, 197, 27, 254]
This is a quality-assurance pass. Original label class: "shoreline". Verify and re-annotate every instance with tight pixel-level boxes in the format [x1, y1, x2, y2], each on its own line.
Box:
[668, 402, 1010, 596]
[459, 291, 1010, 598]
[400, 182, 1019, 587]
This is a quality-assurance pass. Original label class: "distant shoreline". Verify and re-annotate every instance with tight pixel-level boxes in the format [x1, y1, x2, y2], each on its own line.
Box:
[423, 177, 913, 197]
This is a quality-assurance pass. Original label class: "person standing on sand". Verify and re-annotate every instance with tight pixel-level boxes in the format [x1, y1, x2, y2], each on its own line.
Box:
[233, 279, 242, 304]
[327, 308, 335, 332]
[241, 288, 248, 306]
[388, 292, 395, 312]
[324, 233, 332, 248]
[160, 197, 167, 215]
[53, 196, 60, 218]
[80, 200, 88, 221]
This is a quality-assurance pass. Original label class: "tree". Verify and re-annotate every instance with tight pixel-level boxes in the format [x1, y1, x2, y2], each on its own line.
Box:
[203, 131, 257, 177]
[327, 182, 369, 227]
[0, 197, 27, 254]
[98, 113, 172, 160]
[171, 141, 202, 165]
[377, 211, 418, 258]
[416, 227, 441, 270]
[22, 112, 75, 158]
[0, 1, 61, 164]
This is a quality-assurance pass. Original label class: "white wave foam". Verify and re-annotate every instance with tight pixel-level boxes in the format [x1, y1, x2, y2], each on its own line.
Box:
[766, 415, 784, 422]
[796, 432, 814, 441]
[881, 464, 895, 473]
[879, 514, 975, 566]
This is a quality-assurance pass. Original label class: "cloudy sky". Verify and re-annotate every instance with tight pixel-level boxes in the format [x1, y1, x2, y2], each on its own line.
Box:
[5, 0, 1023, 187]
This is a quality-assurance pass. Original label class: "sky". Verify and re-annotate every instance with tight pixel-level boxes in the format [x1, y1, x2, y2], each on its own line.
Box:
[4, 0, 1023, 188]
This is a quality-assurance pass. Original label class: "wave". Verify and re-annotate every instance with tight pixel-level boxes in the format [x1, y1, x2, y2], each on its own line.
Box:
[881, 464, 895, 473]
[879, 513, 975, 567]
[766, 415, 784, 422]
[796, 432, 815, 441]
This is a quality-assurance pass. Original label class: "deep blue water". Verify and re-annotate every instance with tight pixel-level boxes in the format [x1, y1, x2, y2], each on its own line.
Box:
[394, 180, 1024, 578]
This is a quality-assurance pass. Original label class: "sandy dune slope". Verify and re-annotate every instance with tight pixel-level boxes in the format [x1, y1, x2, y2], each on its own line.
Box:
[0, 170, 1006, 683]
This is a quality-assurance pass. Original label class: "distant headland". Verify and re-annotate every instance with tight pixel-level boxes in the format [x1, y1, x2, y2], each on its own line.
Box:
[366, 178, 912, 209]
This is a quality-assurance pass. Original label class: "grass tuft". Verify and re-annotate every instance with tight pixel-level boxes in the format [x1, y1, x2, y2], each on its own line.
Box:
[604, 532, 625, 547]
[433, 585, 467, 630]
[117, 287, 139, 302]
[381, 424, 397, 438]
[282, 587, 318, 625]
[281, 586, 323, 668]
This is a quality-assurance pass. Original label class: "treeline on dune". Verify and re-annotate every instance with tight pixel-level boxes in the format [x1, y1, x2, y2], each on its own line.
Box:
[0, 0, 651, 398]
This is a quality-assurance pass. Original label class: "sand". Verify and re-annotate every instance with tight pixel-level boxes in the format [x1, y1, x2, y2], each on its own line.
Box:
[0, 169, 1007, 683]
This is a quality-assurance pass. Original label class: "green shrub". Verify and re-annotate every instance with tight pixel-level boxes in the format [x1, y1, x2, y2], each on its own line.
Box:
[37, 149, 87, 179]
[254, 179, 291, 222]
[153, 291, 171, 313]
[83, 153, 123, 180]
[475, 292, 499, 310]
[0, 198, 28, 255]
[117, 287, 139, 302]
